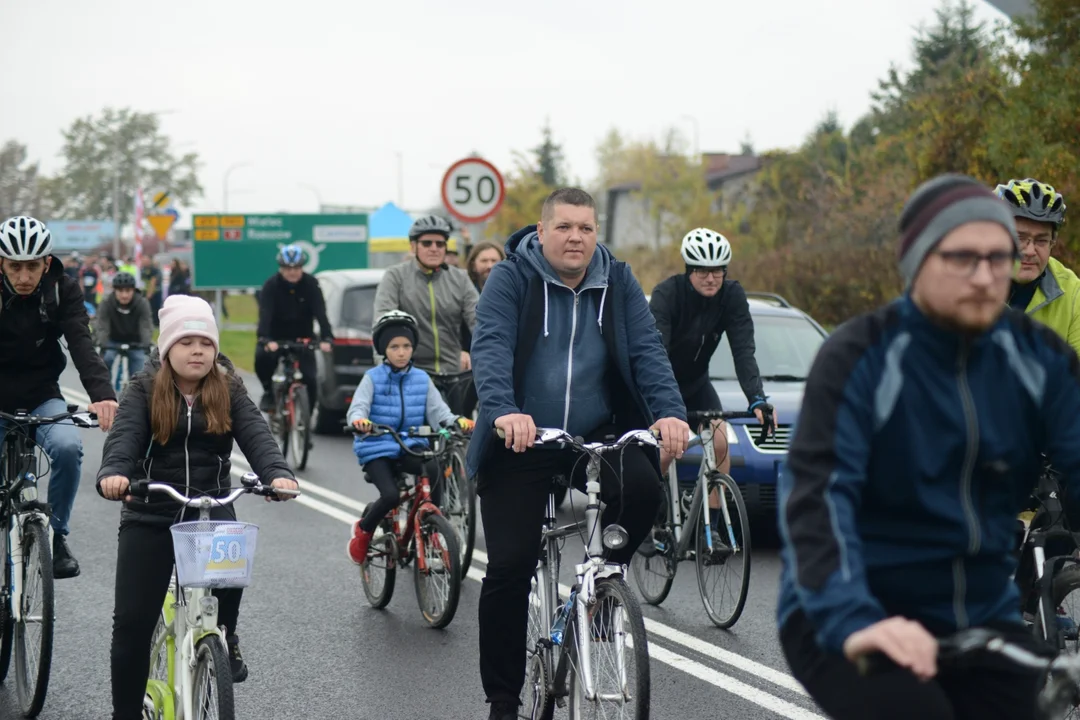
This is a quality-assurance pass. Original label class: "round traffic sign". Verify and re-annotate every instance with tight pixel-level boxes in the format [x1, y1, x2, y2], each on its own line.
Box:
[441, 158, 505, 224]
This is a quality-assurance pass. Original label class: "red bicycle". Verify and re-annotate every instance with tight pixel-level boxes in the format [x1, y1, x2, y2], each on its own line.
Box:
[267, 339, 317, 470]
[346, 423, 462, 629]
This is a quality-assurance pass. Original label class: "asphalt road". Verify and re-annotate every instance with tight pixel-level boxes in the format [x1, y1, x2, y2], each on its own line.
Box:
[0, 361, 826, 720]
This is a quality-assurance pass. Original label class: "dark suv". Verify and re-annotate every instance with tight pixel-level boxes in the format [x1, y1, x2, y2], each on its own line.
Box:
[311, 269, 385, 434]
[674, 292, 828, 518]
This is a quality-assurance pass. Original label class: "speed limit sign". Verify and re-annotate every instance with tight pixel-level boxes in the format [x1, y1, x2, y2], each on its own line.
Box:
[441, 158, 505, 224]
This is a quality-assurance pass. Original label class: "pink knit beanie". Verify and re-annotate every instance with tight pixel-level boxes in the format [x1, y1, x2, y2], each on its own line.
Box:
[157, 295, 220, 359]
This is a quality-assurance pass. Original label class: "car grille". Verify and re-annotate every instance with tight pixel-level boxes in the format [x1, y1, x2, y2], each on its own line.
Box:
[744, 424, 792, 452]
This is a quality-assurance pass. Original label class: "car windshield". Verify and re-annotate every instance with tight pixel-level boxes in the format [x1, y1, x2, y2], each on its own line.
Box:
[709, 314, 826, 381]
[339, 286, 377, 332]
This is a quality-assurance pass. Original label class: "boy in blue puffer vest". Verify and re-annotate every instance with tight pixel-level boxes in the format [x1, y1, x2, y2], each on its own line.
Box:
[346, 310, 474, 564]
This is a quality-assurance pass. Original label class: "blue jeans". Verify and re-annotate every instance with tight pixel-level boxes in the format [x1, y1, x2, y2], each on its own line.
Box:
[0, 397, 85, 536]
[102, 344, 146, 391]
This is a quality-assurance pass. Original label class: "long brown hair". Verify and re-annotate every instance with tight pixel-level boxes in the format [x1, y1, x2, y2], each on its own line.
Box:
[466, 241, 505, 287]
[151, 356, 233, 445]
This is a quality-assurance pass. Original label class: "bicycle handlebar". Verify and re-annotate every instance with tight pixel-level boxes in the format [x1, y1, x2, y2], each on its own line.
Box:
[495, 426, 660, 455]
[686, 409, 773, 444]
[344, 422, 468, 458]
[266, 339, 321, 351]
[0, 405, 99, 429]
[125, 475, 300, 507]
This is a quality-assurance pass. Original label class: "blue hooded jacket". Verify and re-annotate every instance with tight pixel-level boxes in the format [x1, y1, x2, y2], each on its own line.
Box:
[777, 295, 1080, 653]
[465, 225, 686, 479]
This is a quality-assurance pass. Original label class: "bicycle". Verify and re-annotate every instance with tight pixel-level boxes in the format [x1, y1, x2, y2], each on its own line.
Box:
[267, 339, 317, 471]
[0, 405, 98, 718]
[347, 423, 463, 629]
[856, 626, 1080, 719]
[130, 474, 298, 720]
[516, 427, 655, 720]
[1016, 463, 1080, 653]
[631, 409, 769, 629]
[99, 343, 152, 394]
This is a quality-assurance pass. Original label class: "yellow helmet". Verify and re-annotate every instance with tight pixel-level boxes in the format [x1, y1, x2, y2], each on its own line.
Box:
[446, 237, 459, 253]
[995, 178, 1067, 230]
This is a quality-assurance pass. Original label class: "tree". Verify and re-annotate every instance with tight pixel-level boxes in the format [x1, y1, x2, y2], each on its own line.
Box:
[484, 152, 553, 241]
[45, 107, 202, 225]
[532, 119, 566, 188]
[0, 141, 50, 219]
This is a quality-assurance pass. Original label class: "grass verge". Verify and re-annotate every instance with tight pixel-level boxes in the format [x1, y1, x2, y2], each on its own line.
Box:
[150, 327, 256, 373]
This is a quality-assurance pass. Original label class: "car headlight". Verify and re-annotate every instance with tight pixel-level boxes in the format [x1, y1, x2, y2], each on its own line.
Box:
[725, 422, 739, 445]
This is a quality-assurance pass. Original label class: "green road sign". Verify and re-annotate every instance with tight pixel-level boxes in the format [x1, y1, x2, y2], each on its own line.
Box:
[191, 213, 369, 289]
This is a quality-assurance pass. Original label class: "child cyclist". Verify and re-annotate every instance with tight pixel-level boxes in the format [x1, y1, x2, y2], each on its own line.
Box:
[97, 295, 299, 720]
[347, 310, 474, 563]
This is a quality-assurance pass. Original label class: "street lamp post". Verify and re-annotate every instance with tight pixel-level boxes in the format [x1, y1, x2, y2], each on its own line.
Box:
[681, 114, 700, 157]
[396, 152, 404, 207]
[298, 182, 323, 211]
[223, 162, 253, 212]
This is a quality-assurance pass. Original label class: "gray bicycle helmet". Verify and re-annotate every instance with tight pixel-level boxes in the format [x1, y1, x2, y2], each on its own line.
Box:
[112, 272, 137, 289]
[372, 310, 419, 356]
[995, 178, 1067, 231]
[408, 215, 453, 241]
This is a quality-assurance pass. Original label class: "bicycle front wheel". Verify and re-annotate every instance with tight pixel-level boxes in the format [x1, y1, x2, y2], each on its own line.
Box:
[14, 519, 54, 717]
[695, 472, 751, 629]
[192, 635, 234, 720]
[568, 576, 650, 720]
[443, 446, 476, 575]
[362, 532, 397, 609]
[413, 513, 461, 629]
[288, 386, 312, 471]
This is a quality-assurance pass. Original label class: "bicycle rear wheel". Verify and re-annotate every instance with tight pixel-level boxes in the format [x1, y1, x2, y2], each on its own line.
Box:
[288, 386, 312, 471]
[520, 574, 555, 720]
[413, 513, 461, 629]
[631, 484, 677, 606]
[192, 635, 234, 720]
[568, 576, 650, 720]
[443, 446, 476, 575]
[0, 520, 12, 682]
[695, 472, 751, 628]
[14, 519, 54, 717]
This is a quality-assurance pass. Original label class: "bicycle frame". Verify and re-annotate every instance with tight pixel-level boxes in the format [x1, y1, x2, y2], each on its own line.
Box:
[2, 431, 48, 627]
[661, 423, 739, 560]
[1019, 476, 1080, 645]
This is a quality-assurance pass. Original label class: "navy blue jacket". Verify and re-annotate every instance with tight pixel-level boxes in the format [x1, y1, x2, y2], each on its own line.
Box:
[777, 295, 1080, 653]
[466, 226, 686, 479]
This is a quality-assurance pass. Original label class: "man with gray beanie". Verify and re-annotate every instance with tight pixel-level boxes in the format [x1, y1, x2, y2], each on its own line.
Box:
[775, 173, 1080, 718]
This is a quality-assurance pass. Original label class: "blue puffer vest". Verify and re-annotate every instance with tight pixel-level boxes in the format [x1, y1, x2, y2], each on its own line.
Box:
[353, 363, 431, 464]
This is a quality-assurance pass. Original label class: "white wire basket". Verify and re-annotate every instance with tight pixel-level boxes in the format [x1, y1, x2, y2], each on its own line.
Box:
[170, 521, 260, 589]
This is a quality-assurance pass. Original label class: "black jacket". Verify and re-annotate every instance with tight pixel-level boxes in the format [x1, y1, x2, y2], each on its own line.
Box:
[95, 291, 153, 345]
[0, 257, 115, 412]
[96, 349, 295, 523]
[256, 273, 333, 343]
[648, 274, 765, 405]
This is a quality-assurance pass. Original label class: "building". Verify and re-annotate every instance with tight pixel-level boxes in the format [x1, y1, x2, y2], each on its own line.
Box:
[604, 152, 763, 250]
[982, 0, 1031, 17]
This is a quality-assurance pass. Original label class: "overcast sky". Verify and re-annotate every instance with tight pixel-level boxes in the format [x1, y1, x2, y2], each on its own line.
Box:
[2, 0, 1006, 225]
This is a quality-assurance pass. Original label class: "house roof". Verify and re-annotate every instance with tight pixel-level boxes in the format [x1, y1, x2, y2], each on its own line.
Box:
[607, 152, 762, 194]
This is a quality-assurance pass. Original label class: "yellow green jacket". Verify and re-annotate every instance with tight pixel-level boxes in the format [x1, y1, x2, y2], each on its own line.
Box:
[1024, 257, 1080, 358]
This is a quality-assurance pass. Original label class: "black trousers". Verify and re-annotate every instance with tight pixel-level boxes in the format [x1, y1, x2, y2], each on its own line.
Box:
[254, 344, 317, 407]
[111, 510, 243, 720]
[477, 425, 663, 704]
[359, 455, 443, 534]
[780, 609, 1045, 720]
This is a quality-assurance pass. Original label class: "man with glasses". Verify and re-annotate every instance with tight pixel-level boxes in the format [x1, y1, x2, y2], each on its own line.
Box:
[777, 173, 1080, 719]
[649, 228, 774, 475]
[374, 214, 479, 383]
[995, 178, 1078, 356]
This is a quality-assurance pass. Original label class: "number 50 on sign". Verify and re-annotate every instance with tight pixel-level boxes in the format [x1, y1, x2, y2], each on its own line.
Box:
[440, 158, 505, 224]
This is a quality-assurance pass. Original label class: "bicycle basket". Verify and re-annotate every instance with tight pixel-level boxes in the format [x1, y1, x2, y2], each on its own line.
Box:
[170, 521, 260, 589]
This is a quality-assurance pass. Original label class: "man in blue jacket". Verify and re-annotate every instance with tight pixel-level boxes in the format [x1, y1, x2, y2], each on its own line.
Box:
[777, 174, 1080, 719]
[468, 187, 689, 720]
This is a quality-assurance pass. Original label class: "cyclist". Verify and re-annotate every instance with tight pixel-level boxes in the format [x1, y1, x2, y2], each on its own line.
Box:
[95, 271, 152, 385]
[97, 295, 298, 719]
[373, 215, 479, 381]
[345, 310, 474, 564]
[0, 216, 118, 579]
[995, 178, 1078, 356]
[467, 187, 689, 720]
[254, 244, 333, 412]
[778, 174, 1080, 719]
[649, 227, 775, 475]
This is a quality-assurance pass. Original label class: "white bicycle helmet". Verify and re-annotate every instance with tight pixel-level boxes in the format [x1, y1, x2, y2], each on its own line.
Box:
[680, 228, 731, 267]
[0, 216, 54, 261]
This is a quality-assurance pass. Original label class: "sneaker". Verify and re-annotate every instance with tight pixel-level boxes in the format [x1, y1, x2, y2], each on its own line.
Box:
[258, 391, 274, 413]
[52, 534, 80, 579]
[347, 522, 372, 565]
[226, 634, 248, 683]
[488, 701, 518, 720]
